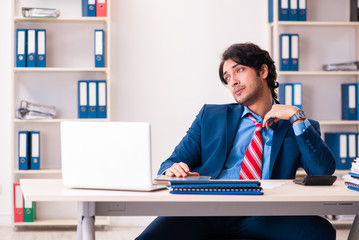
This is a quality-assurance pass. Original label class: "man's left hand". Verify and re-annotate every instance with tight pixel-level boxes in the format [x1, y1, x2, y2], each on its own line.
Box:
[262, 104, 302, 129]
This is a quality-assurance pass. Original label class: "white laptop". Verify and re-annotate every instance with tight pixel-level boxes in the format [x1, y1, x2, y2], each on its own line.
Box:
[60, 121, 165, 191]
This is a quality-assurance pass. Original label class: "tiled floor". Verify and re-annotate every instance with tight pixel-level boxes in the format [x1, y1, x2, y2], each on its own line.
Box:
[0, 224, 352, 240]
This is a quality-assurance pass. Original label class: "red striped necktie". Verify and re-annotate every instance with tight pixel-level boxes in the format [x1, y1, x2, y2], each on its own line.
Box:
[239, 114, 263, 180]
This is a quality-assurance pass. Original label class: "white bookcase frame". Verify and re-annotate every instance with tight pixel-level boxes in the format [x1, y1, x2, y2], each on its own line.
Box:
[11, 0, 111, 227]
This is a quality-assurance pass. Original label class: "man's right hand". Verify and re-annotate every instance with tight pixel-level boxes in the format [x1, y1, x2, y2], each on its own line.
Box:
[165, 162, 200, 177]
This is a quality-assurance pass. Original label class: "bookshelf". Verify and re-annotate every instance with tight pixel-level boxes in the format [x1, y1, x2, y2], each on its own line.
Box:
[271, 0, 358, 227]
[268, 0, 359, 126]
[11, 0, 111, 227]
[270, 4, 358, 228]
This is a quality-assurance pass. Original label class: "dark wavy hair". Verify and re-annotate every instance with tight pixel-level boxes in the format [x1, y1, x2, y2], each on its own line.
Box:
[219, 43, 278, 99]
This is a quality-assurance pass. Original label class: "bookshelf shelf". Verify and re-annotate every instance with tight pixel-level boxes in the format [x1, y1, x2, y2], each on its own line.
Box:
[14, 169, 62, 175]
[270, 21, 359, 27]
[14, 217, 110, 227]
[14, 67, 109, 73]
[14, 17, 108, 23]
[318, 120, 359, 126]
[14, 118, 109, 123]
[278, 71, 359, 76]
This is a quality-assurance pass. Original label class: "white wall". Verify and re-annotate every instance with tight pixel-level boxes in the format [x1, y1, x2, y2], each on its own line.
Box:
[111, 0, 268, 175]
[109, 0, 267, 226]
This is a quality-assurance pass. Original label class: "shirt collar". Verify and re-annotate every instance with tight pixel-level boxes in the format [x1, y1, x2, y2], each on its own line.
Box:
[241, 99, 276, 123]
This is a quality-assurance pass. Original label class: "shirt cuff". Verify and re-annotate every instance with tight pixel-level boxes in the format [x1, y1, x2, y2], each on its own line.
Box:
[293, 119, 310, 136]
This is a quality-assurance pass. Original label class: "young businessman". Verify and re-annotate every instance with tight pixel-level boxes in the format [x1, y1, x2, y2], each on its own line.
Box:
[136, 43, 337, 240]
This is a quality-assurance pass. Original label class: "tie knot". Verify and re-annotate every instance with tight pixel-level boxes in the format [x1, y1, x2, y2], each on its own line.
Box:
[247, 114, 262, 131]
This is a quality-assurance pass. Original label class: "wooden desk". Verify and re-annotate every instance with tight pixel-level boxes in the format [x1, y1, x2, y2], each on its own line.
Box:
[20, 179, 359, 240]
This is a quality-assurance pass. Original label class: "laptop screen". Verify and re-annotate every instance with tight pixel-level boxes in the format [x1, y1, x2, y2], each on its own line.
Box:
[60, 121, 154, 190]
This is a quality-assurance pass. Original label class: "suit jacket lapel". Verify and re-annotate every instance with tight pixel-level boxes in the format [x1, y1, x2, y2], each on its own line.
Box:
[226, 104, 244, 158]
[269, 120, 291, 176]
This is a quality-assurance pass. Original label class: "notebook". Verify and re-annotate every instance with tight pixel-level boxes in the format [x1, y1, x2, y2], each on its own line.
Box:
[60, 121, 165, 191]
[167, 180, 263, 195]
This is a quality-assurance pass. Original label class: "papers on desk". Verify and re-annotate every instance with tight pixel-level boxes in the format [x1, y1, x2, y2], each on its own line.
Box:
[154, 175, 211, 185]
[260, 181, 287, 189]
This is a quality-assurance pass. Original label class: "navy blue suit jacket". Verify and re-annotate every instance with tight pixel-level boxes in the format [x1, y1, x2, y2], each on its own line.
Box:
[158, 104, 336, 179]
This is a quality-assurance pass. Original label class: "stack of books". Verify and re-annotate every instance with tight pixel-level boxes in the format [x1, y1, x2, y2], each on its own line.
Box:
[343, 158, 359, 191]
[324, 132, 357, 170]
[167, 180, 263, 195]
[268, 0, 307, 22]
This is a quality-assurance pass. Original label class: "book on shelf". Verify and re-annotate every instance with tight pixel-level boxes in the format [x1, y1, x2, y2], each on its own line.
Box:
[14, 183, 24, 222]
[279, 33, 299, 71]
[324, 133, 357, 170]
[82, 0, 107, 17]
[278, 82, 302, 109]
[78, 80, 107, 119]
[13, 183, 36, 223]
[350, 0, 359, 22]
[268, 0, 307, 22]
[18, 131, 41, 170]
[340, 83, 359, 120]
[15, 28, 47, 68]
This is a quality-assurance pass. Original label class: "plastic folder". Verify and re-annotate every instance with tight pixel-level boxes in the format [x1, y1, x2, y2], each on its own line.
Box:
[18, 131, 30, 170]
[94, 29, 104, 67]
[298, 0, 307, 21]
[324, 132, 351, 170]
[289, 0, 298, 21]
[14, 183, 24, 222]
[279, 34, 290, 71]
[36, 29, 46, 67]
[24, 200, 36, 222]
[88, 81, 97, 118]
[16, 29, 27, 67]
[341, 83, 357, 120]
[82, 0, 96, 17]
[97, 80, 107, 118]
[27, 29, 37, 67]
[30, 131, 40, 170]
[167, 180, 263, 195]
[279, 0, 289, 21]
[78, 80, 88, 118]
[96, 0, 107, 17]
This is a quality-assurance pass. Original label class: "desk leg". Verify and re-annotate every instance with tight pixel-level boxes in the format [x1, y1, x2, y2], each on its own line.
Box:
[77, 202, 96, 240]
[348, 215, 359, 240]
[77, 211, 82, 240]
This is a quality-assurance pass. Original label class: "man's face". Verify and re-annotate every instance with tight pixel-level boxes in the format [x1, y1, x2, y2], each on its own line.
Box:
[222, 59, 266, 106]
